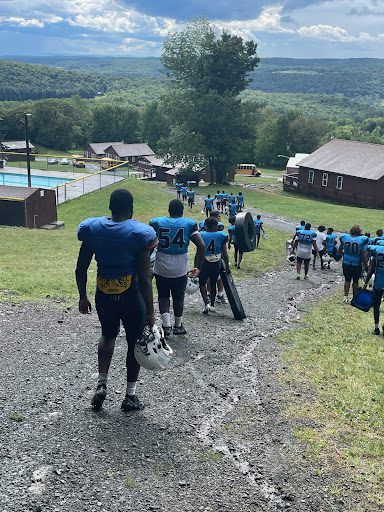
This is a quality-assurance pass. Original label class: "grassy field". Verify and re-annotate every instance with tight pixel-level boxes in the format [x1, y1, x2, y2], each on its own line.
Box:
[5, 160, 90, 174]
[0, 179, 287, 302]
[197, 183, 383, 234]
[279, 295, 384, 509]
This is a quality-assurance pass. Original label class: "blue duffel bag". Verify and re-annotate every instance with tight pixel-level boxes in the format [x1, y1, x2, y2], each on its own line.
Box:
[351, 287, 374, 312]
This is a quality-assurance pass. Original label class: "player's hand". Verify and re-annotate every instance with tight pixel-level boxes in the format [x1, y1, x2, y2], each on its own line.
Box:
[363, 282, 368, 290]
[147, 312, 156, 327]
[189, 268, 200, 278]
[228, 244, 231, 250]
[79, 297, 92, 314]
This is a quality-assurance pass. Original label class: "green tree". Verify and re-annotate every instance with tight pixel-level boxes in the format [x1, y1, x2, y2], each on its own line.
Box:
[160, 18, 260, 183]
[139, 101, 170, 151]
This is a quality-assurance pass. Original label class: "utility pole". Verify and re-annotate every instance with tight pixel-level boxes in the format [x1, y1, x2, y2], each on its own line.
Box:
[24, 113, 32, 187]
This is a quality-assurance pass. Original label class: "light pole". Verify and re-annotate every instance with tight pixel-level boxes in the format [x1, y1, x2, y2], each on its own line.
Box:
[0, 118, 3, 166]
[24, 113, 32, 187]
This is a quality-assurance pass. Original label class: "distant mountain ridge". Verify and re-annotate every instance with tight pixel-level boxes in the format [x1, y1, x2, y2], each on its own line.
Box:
[1, 56, 384, 101]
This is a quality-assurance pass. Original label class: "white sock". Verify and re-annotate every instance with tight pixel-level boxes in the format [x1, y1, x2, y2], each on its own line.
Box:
[375, 323, 379, 329]
[97, 373, 108, 387]
[161, 312, 171, 328]
[217, 292, 224, 297]
[174, 316, 182, 327]
[344, 295, 349, 300]
[126, 381, 137, 397]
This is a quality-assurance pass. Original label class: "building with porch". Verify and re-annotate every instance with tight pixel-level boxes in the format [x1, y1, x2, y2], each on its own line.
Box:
[104, 143, 154, 164]
[1, 140, 35, 161]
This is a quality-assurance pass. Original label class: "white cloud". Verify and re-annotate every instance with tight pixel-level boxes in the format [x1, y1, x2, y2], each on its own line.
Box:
[297, 23, 379, 42]
[0, 16, 45, 28]
[120, 37, 160, 55]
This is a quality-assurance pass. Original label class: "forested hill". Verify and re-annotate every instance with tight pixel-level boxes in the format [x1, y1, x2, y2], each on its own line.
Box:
[2, 56, 384, 101]
[0, 60, 109, 101]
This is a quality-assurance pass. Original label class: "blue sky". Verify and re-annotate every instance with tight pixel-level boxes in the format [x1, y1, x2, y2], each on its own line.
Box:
[1, 0, 384, 58]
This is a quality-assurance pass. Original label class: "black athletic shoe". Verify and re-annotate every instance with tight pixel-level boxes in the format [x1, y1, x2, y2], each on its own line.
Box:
[173, 324, 187, 335]
[374, 327, 380, 335]
[91, 384, 107, 410]
[162, 325, 172, 338]
[121, 395, 145, 412]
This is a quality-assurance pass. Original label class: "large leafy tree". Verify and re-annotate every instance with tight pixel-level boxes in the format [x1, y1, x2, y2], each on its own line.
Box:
[160, 18, 260, 183]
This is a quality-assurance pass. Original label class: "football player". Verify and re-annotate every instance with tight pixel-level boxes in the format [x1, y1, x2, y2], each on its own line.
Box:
[204, 194, 214, 217]
[339, 225, 368, 303]
[253, 214, 265, 248]
[150, 199, 205, 337]
[236, 192, 245, 212]
[293, 222, 318, 279]
[187, 188, 195, 210]
[228, 216, 243, 269]
[364, 244, 384, 335]
[76, 189, 158, 412]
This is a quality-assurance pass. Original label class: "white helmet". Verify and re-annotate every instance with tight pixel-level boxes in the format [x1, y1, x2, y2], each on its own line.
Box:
[186, 277, 199, 294]
[287, 254, 296, 262]
[322, 253, 331, 264]
[134, 325, 173, 371]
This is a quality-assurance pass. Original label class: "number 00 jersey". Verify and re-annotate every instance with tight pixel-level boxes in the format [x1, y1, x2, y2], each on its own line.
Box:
[149, 216, 198, 278]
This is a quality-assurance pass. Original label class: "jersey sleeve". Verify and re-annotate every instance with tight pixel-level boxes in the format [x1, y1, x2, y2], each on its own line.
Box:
[77, 218, 92, 242]
[140, 224, 158, 250]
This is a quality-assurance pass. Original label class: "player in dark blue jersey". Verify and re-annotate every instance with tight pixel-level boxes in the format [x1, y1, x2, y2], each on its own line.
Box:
[187, 188, 195, 210]
[364, 245, 384, 335]
[339, 225, 368, 303]
[204, 194, 214, 217]
[199, 217, 229, 313]
[150, 200, 205, 337]
[228, 216, 243, 269]
[76, 189, 158, 412]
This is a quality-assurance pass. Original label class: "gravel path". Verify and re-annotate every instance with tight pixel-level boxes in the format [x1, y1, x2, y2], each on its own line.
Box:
[1, 255, 359, 512]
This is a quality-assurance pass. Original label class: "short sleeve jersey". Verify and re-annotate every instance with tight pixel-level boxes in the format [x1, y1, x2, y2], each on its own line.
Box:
[368, 245, 384, 290]
[229, 203, 237, 216]
[221, 193, 228, 202]
[228, 194, 236, 204]
[77, 217, 157, 278]
[176, 182, 182, 191]
[149, 216, 198, 255]
[215, 193, 221, 202]
[187, 190, 195, 199]
[253, 218, 263, 234]
[297, 229, 316, 246]
[340, 234, 368, 266]
[200, 219, 224, 231]
[181, 186, 188, 196]
[237, 194, 244, 206]
[201, 231, 228, 258]
[325, 233, 337, 253]
[205, 197, 214, 209]
[296, 225, 305, 232]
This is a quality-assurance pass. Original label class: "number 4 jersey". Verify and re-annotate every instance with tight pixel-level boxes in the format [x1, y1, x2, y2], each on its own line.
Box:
[149, 216, 199, 278]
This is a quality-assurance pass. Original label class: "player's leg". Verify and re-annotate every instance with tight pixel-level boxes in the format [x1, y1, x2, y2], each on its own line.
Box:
[343, 265, 352, 303]
[351, 267, 361, 298]
[256, 233, 261, 248]
[296, 257, 302, 279]
[216, 276, 227, 304]
[154, 274, 172, 337]
[372, 288, 383, 335]
[234, 244, 238, 266]
[304, 258, 310, 279]
[209, 263, 221, 308]
[199, 265, 211, 313]
[238, 248, 244, 269]
[120, 288, 147, 411]
[92, 290, 120, 409]
[171, 275, 188, 334]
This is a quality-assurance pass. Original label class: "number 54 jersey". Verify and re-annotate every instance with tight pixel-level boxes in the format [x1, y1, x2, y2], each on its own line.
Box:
[149, 216, 198, 255]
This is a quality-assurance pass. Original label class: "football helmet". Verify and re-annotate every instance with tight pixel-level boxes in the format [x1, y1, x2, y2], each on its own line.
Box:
[186, 277, 199, 294]
[287, 254, 296, 262]
[262, 232, 268, 240]
[134, 325, 173, 371]
[322, 253, 331, 264]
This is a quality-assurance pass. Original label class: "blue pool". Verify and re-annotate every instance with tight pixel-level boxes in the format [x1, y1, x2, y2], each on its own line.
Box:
[0, 172, 74, 188]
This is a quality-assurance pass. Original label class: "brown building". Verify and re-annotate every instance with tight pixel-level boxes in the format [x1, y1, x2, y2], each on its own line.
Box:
[0, 186, 57, 228]
[1, 140, 35, 161]
[104, 143, 154, 164]
[283, 139, 384, 208]
[83, 142, 123, 159]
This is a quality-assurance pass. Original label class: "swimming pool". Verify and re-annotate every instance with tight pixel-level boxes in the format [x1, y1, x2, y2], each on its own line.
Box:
[0, 172, 74, 188]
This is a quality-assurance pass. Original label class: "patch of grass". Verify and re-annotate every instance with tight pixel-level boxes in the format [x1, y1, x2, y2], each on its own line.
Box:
[124, 474, 135, 488]
[196, 184, 383, 233]
[0, 180, 286, 302]
[280, 295, 384, 508]
[197, 449, 222, 463]
[9, 412, 25, 422]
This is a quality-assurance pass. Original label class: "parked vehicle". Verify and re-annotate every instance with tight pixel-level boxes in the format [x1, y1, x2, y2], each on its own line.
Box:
[48, 158, 59, 165]
[236, 163, 261, 177]
[73, 160, 86, 168]
[61, 158, 70, 165]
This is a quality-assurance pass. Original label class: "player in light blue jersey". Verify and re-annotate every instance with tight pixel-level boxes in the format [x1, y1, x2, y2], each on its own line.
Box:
[181, 185, 188, 204]
[253, 214, 265, 248]
[372, 229, 384, 245]
[187, 188, 195, 210]
[150, 200, 205, 337]
[364, 244, 384, 335]
[228, 202, 237, 217]
[76, 189, 158, 412]
[214, 190, 222, 211]
[236, 192, 245, 212]
[199, 216, 229, 313]
[228, 192, 236, 205]
[293, 223, 317, 279]
[339, 225, 368, 303]
[325, 227, 338, 268]
[175, 182, 182, 200]
[204, 194, 214, 217]
[221, 191, 228, 212]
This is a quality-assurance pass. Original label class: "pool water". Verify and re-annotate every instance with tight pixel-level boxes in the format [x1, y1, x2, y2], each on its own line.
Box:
[0, 172, 74, 188]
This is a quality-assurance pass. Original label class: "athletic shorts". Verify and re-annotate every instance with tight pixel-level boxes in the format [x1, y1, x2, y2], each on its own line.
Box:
[155, 274, 187, 301]
[297, 256, 310, 264]
[342, 264, 361, 283]
[373, 288, 384, 306]
[95, 286, 147, 341]
[199, 260, 221, 287]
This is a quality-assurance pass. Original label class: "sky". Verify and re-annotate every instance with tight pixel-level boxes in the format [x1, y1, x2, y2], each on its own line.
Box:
[1, 0, 384, 58]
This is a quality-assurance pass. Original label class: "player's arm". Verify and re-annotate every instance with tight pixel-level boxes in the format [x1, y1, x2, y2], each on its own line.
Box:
[361, 248, 368, 271]
[228, 230, 233, 249]
[137, 245, 157, 327]
[221, 239, 230, 271]
[190, 229, 205, 277]
[75, 242, 94, 314]
[364, 258, 376, 288]
[322, 239, 327, 253]
[312, 239, 318, 254]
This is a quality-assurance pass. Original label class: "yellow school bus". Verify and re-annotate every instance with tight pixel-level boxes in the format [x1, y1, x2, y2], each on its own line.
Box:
[236, 163, 261, 176]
